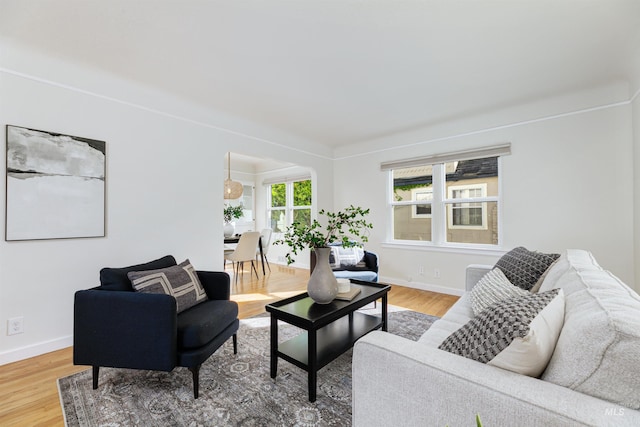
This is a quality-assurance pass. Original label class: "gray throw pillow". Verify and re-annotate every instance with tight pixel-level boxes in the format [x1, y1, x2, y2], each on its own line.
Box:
[470, 267, 529, 316]
[439, 289, 564, 377]
[495, 247, 560, 290]
[128, 259, 208, 313]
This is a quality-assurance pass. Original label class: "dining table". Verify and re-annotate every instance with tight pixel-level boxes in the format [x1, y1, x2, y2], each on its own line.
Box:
[224, 234, 266, 275]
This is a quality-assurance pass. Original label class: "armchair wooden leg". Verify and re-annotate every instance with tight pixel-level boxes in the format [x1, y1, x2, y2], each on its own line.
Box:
[92, 366, 100, 389]
[233, 333, 238, 354]
[250, 260, 259, 279]
[189, 365, 200, 399]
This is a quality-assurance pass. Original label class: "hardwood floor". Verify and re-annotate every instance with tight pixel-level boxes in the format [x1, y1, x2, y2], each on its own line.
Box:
[0, 264, 458, 426]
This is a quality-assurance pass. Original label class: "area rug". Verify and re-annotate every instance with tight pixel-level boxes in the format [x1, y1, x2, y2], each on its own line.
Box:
[58, 307, 438, 426]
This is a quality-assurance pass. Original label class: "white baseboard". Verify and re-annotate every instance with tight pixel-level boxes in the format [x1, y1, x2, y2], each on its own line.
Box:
[379, 276, 465, 297]
[269, 264, 465, 297]
[0, 335, 73, 366]
[272, 260, 310, 269]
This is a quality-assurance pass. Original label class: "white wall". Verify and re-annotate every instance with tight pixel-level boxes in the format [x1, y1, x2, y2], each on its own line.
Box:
[1, 43, 638, 365]
[0, 66, 333, 364]
[334, 92, 636, 295]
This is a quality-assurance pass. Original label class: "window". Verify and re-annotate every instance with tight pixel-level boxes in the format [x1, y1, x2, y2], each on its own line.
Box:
[382, 144, 509, 248]
[292, 180, 312, 225]
[411, 187, 433, 218]
[267, 178, 312, 232]
[391, 165, 433, 241]
[447, 184, 487, 229]
[269, 183, 287, 232]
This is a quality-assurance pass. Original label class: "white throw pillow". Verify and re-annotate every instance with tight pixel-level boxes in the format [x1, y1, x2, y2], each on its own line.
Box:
[470, 268, 530, 316]
[488, 289, 565, 376]
[439, 288, 565, 377]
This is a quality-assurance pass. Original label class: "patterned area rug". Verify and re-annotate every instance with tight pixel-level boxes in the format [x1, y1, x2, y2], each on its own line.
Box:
[58, 307, 438, 426]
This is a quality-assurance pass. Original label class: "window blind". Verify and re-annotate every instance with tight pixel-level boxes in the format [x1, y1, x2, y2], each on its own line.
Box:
[262, 174, 312, 186]
[380, 143, 511, 171]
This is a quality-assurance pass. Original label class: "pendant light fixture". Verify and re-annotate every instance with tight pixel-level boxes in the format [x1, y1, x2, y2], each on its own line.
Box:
[224, 152, 243, 199]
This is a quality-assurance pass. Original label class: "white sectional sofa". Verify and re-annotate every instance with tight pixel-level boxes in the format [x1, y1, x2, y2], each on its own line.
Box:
[352, 249, 640, 426]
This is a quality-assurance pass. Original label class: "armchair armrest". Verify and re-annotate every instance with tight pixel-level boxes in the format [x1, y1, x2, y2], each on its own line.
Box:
[197, 271, 231, 300]
[363, 251, 378, 273]
[73, 289, 177, 371]
[353, 332, 640, 426]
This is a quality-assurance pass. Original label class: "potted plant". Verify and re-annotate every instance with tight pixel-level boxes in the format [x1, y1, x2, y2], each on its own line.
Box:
[223, 204, 244, 237]
[275, 205, 372, 303]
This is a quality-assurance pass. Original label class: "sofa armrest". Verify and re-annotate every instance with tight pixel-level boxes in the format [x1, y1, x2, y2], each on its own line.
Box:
[197, 271, 231, 300]
[73, 289, 177, 371]
[465, 264, 493, 291]
[353, 332, 639, 427]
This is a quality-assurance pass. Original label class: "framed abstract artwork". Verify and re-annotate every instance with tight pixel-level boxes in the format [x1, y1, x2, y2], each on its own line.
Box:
[5, 125, 106, 241]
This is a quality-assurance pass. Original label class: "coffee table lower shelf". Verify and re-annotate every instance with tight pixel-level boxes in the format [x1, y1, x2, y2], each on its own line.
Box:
[277, 312, 381, 371]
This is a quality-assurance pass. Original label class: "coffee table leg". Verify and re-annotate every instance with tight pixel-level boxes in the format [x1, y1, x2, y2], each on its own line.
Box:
[308, 329, 317, 402]
[382, 293, 388, 332]
[270, 315, 278, 378]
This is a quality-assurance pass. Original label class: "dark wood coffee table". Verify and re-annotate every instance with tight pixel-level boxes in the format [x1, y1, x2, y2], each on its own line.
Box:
[265, 279, 391, 402]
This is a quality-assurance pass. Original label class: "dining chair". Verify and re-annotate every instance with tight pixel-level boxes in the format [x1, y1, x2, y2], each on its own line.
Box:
[257, 228, 273, 272]
[223, 244, 235, 268]
[224, 231, 261, 283]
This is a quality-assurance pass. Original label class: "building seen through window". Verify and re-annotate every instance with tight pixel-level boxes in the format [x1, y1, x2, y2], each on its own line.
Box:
[390, 156, 500, 246]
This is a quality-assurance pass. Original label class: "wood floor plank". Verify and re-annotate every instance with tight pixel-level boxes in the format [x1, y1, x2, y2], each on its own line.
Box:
[0, 264, 458, 426]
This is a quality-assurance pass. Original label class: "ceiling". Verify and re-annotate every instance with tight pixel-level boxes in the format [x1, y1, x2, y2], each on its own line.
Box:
[1, 0, 640, 150]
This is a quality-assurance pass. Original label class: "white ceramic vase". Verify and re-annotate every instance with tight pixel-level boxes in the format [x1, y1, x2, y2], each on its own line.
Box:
[223, 222, 235, 238]
[308, 247, 339, 304]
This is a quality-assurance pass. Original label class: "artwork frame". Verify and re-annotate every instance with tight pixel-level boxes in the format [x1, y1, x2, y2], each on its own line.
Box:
[5, 125, 106, 241]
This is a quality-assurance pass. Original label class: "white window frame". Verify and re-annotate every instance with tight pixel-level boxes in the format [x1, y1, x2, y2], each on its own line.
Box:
[446, 183, 488, 230]
[382, 144, 509, 250]
[411, 187, 433, 219]
[266, 178, 312, 232]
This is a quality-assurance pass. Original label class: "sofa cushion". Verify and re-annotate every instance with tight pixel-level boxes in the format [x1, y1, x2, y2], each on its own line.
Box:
[177, 299, 239, 349]
[128, 259, 208, 313]
[540, 249, 640, 410]
[495, 246, 560, 290]
[438, 289, 565, 377]
[99, 255, 177, 291]
[470, 268, 529, 316]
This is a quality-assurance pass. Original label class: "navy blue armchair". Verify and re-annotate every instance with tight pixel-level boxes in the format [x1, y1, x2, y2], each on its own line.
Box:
[73, 255, 239, 398]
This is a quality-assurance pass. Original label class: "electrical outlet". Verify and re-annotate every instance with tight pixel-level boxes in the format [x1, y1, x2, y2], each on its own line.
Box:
[7, 317, 24, 335]
[434, 269, 441, 279]
[418, 266, 424, 275]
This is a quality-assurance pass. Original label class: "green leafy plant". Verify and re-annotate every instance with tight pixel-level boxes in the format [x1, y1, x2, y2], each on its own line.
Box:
[223, 204, 244, 223]
[274, 205, 373, 265]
